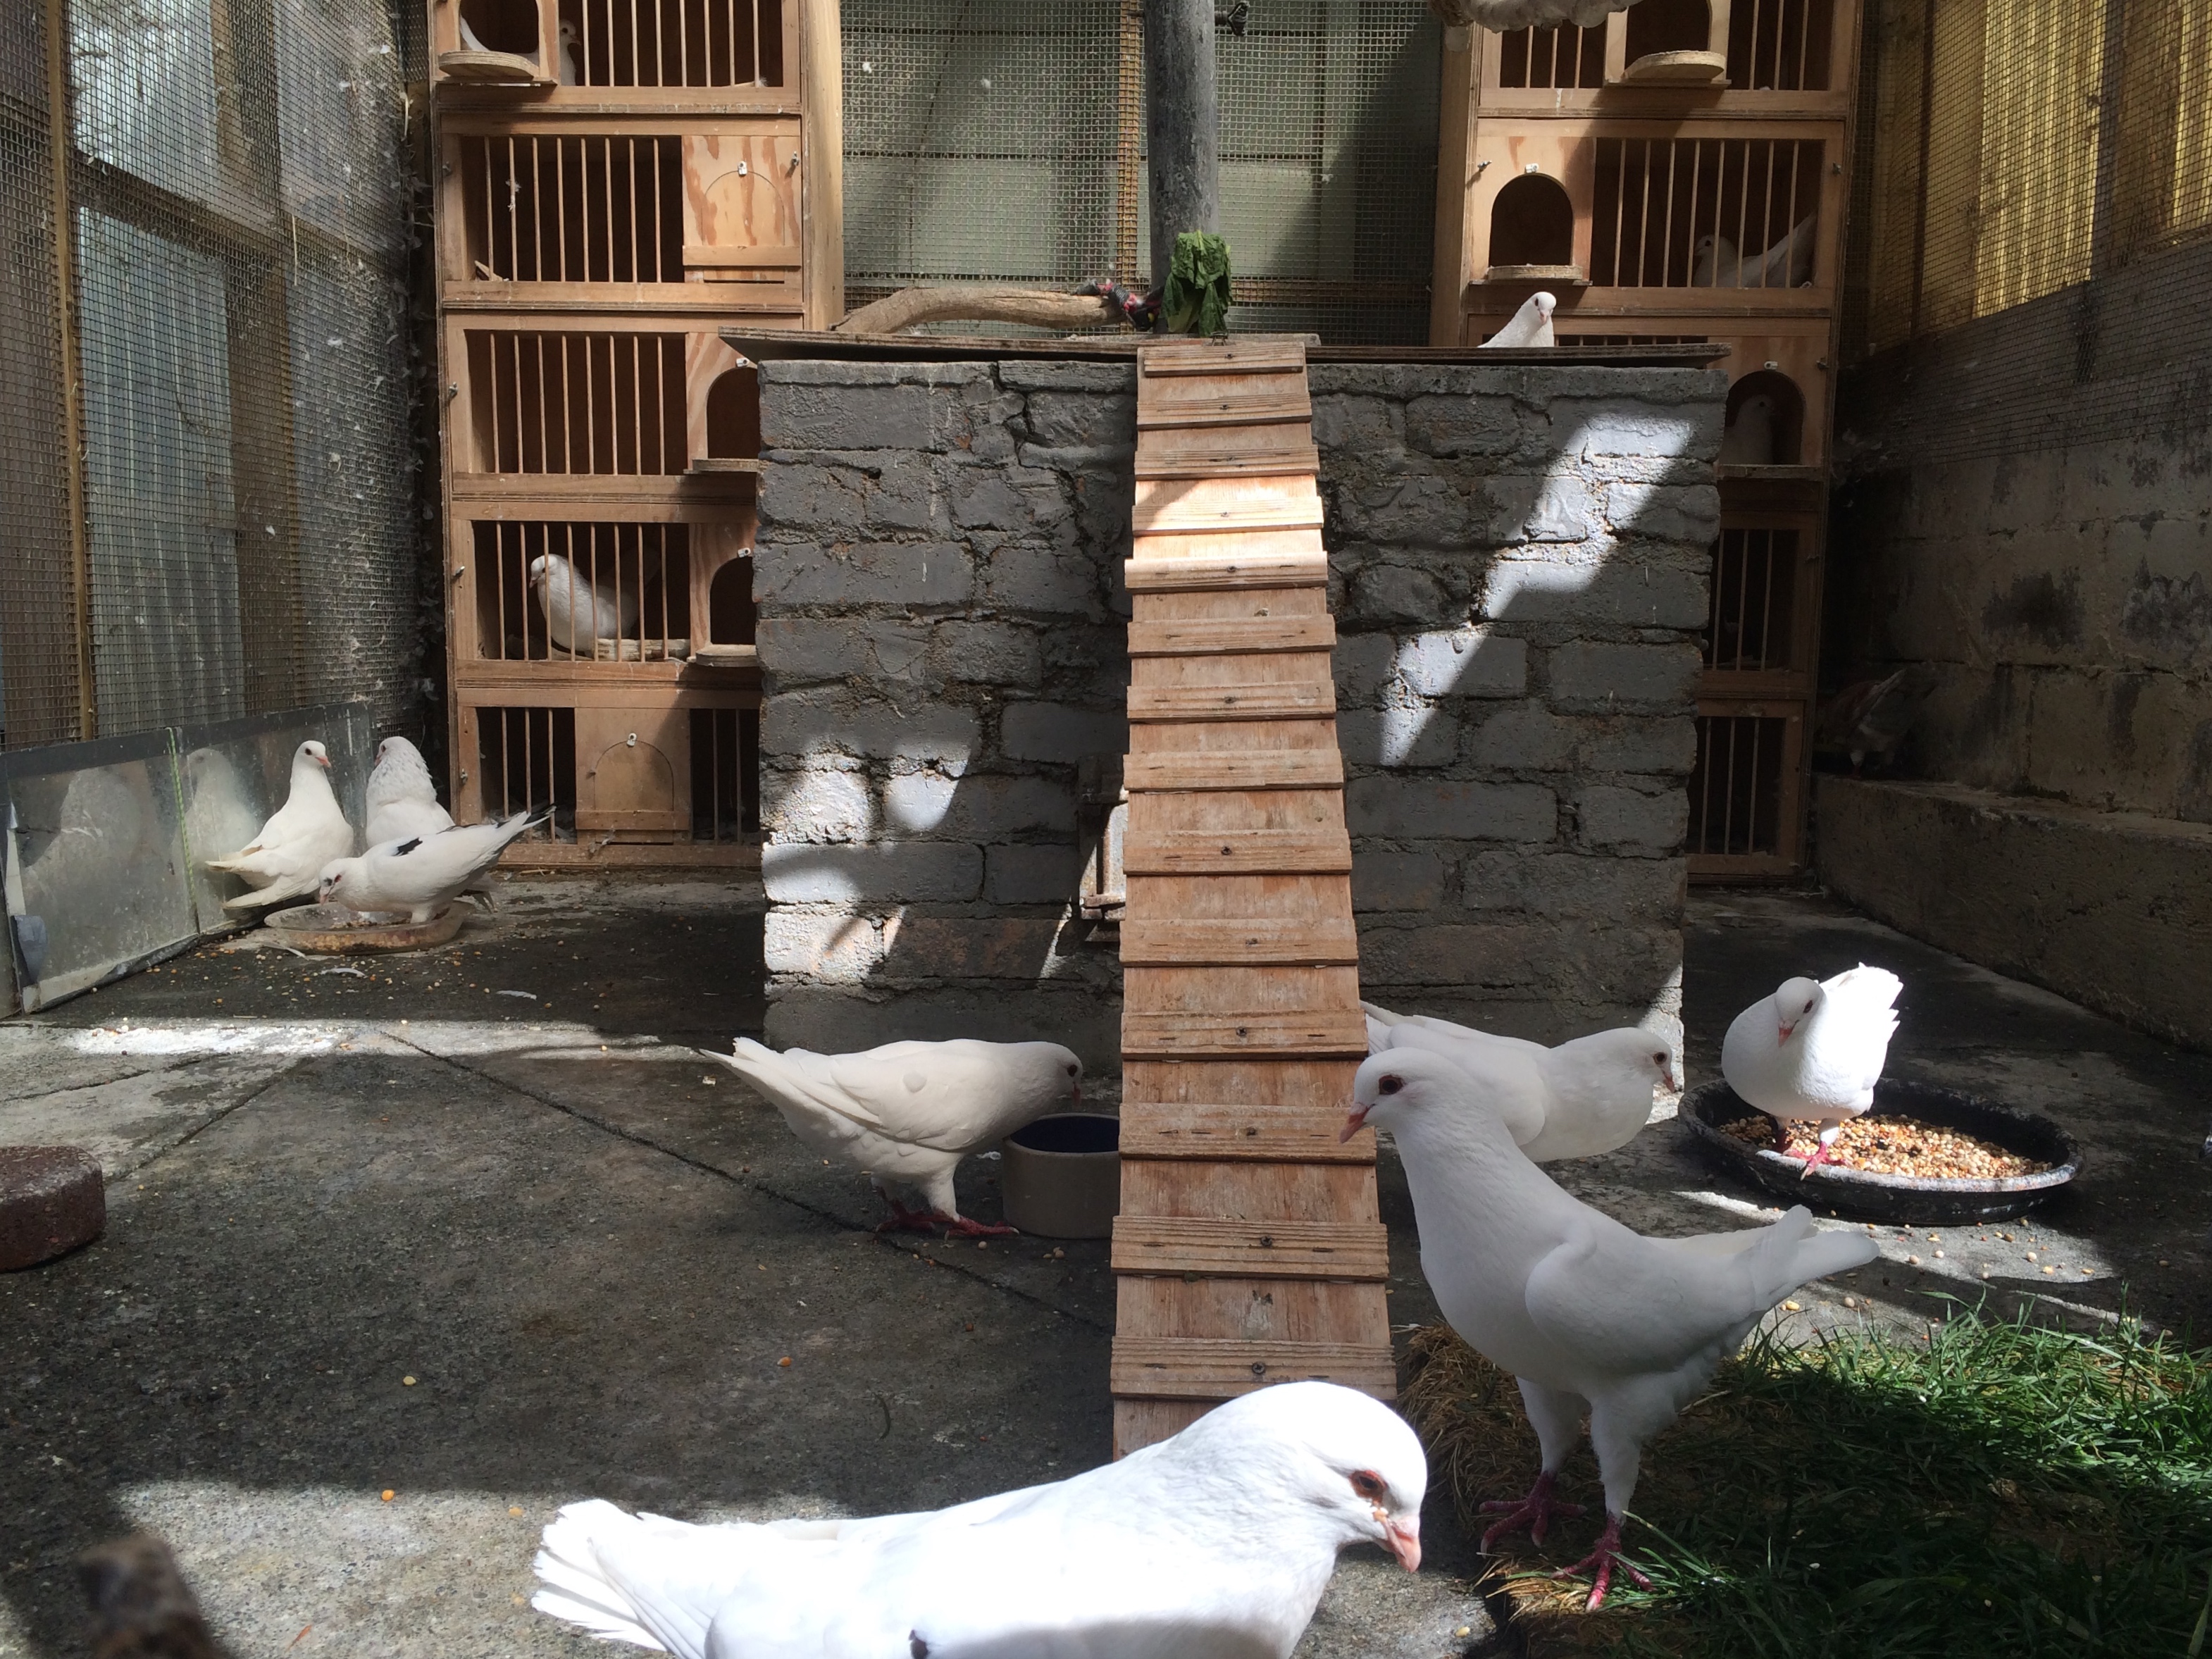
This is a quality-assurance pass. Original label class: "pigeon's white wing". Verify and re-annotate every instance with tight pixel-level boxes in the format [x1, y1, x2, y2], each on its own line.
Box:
[824, 1040, 1048, 1152]
[1369, 1024, 1549, 1146]
[367, 795, 455, 846]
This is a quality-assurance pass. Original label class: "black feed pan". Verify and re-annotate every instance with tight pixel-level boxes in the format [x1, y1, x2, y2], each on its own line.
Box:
[1680, 1078, 2082, 1225]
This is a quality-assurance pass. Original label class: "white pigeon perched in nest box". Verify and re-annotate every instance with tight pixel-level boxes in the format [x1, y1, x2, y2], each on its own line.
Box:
[1718, 390, 1779, 466]
[530, 549, 638, 654]
[532, 1379, 1426, 1659]
[318, 811, 540, 923]
[1345, 1048, 1875, 1609]
[202, 740, 356, 911]
[1479, 290, 1555, 348]
[365, 735, 455, 847]
[1722, 965, 1903, 1172]
[1362, 1002, 1677, 1162]
[717, 1037, 1081, 1237]
[1693, 216, 1817, 289]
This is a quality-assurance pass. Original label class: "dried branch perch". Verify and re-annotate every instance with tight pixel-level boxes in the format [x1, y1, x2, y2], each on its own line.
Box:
[832, 286, 1126, 336]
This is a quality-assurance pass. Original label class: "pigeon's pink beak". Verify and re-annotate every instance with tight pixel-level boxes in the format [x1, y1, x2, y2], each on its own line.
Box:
[1339, 1104, 1372, 1144]
[1777, 1021, 1795, 1045]
[314, 753, 330, 769]
[1663, 1060, 1679, 1091]
[1384, 1515, 1421, 1573]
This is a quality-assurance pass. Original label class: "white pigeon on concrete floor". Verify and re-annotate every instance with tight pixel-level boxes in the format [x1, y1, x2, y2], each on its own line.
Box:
[532, 1379, 1426, 1659]
[1345, 1048, 1875, 1609]
[717, 1037, 1081, 1237]
[1721, 964, 1903, 1172]
[365, 735, 456, 846]
[318, 811, 539, 924]
[1479, 290, 1555, 348]
[1693, 216, 1817, 289]
[202, 740, 356, 912]
[531, 549, 638, 654]
[1362, 1001, 1677, 1162]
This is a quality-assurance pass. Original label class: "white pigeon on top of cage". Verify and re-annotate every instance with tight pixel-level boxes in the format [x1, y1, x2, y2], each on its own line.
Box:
[1720, 964, 1903, 1173]
[1478, 290, 1555, 349]
[716, 1036, 1082, 1237]
[1718, 390, 1779, 465]
[1692, 216, 1817, 289]
[530, 550, 638, 655]
[318, 811, 541, 924]
[203, 740, 357, 910]
[365, 735, 456, 847]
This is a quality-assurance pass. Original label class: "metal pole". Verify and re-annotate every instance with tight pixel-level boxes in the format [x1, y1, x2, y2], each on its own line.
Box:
[1143, 0, 1219, 280]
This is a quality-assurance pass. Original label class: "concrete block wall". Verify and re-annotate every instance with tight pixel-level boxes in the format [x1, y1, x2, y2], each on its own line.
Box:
[755, 358, 1725, 1067]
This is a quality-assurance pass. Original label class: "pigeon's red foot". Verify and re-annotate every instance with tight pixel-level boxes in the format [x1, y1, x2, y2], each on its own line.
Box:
[873, 1197, 940, 1236]
[936, 1212, 1019, 1239]
[1551, 1515, 1652, 1611]
[1796, 1138, 1837, 1177]
[1478, 1470, 1584, 1552]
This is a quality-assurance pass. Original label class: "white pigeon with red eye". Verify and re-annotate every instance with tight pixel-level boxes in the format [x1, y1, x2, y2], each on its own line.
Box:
[365, 735, 456, 847]
[532, 1379, 1426, 1659]
[1479, 290, 1555, 348]
[716, 1038, 1081, 1239]
[202, 740, 356, 910]
[1345, 1047, 1875, 1610]
[1362, 1002, 1677, 1162]
[1720, 965, 1902, 1172]
[318, 811, 540, 924]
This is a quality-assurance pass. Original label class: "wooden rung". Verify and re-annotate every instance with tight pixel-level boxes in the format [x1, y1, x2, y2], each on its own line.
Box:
[1110, 1338, 1398, 1399]
[1140, 342, 1307, 375]
[1126, 682, 1336, 722]
[1135, 447, 1322, 481]
[1124, 749, 1343, 793]
[1121, 827, 1353, 874]
[1111, 1216, 1390, 1281]
[1121, 1007, 1370, 1057]
[1131, 497, 1324, 536]
[1138, 394, 1313, 430]
[1124, 554, 1327, 592]
[1121, 916, 1360, 966]
[1126, 616, 1336, 657]
[1119, 1100, 1371, 1162]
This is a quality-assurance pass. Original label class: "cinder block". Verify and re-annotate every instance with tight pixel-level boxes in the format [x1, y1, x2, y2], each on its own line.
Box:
[926, 621, 1045, 687]
[1310, 393, 1403, 459]
[762, 842, 984, 904]
[762, 766, 874, 843]
[1608, 483, 1720, 546]
[1350, 847, 1446, 912]
[757, 619, 931, 685]
[1396, 630, 1528, 698]
[1346, 777, 1556, 843]
[0, 1146, 103, 1270]
[985, 843, 1083, 904]
[1338, 707, 1457, 769]
[1024, 392, 1136, 450]
[754, 540, 975, 609]
[882, 915, 1071, 979]
[1551, 398, 1722, 459]
[1460, 704, 1575, 770]
[1403, 393, 1517, 457]
[1481, 554, 1709, 629]
[934, 774, 1078, 839]
[763, 910, 888, 981]
[770, 691, 979, 766]
[1346, 563, 1450, 626]
[1000, 702, 1129, 765]
[1575, 784, 1689, 852]
[982, 542, 1110, 616]
[1460, 848, 1685, 919]
[1546, 641, 1701, 709]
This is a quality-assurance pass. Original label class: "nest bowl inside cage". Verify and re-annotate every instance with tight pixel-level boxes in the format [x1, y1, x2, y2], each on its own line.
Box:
[1681, 1078, 2082, 1225]
[264, 902, 466, 954]
[1000, 1113, 1120, 1239]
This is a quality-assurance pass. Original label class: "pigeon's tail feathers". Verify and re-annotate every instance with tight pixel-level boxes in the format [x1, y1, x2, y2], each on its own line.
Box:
[1361, 1000, 1408, 1029]
[1747, 1205, 1877, 1304]
[531, 1500, 670, 1652]
[1827, 964, 1903, 1013]
[1364, 1013, 1391, 1056]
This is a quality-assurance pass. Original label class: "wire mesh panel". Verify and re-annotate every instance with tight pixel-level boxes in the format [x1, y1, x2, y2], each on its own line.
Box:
[460, 134, 685, 282]
[1592, 137, 1825, 288]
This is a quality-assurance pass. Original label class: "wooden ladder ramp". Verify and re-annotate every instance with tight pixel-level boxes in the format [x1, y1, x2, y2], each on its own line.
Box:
[1110, 337, 1393, 1456]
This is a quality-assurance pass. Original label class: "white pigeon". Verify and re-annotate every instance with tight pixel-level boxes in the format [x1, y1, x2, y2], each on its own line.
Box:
[1345, 1048, 1875, 1609]
[202, 740, 356, 911]
[1431, 0, 1631, 29]
[1479, 290, 1555, 348]
[1362, 1001, 1677, 1162]
[318, 811, 540, 924]
[531, 550, 638, 654]
[1721, 965, 1903, 1172]
[365, 735, 456, 846]
[532, 1379, 1426, 1659]
[718, 1038, 1081, 1237]
[1691, 216, 1816, 289]
[1718, 390, 1778, 466]
[557, 19, 580, 82]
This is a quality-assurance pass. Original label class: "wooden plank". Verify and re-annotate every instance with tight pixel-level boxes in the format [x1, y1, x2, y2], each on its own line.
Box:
[1131, 496, 1324, 536]
[1119, 1100, 1371, 1162]
[1124, 554, 1327, 592]
[1121, 916, 1359, 966]
[1121, 1007, 1369, 1058]
[1138, 391, 1314, 429]
[1124, 749, 1342, 793]
[1120, 826, 1351, 874]
[1140, 341, 1308, 375]
[1110, 1338, 1398, 1398]
[1126, 615, 1335, 655]
[1111, 1217, 1390, 1281]
[1126, 681, 1334, 722]
[1134, 445, 1322, 480]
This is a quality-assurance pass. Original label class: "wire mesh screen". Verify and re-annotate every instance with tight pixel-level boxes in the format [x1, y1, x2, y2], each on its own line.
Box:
[0, 0, 427, 753]
[1839, 0, 2212, 461]
[839, 0, 1441, 344]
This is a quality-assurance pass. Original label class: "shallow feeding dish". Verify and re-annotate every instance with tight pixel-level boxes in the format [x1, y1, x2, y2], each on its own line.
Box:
[263, 902, 465, 954]
[1000, 1113, 1120, 1239]
[1681, 1078, 2081, 1225]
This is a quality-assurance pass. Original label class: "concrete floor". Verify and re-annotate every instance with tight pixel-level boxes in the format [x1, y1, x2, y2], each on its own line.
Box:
[3, 879, 2208, 1658]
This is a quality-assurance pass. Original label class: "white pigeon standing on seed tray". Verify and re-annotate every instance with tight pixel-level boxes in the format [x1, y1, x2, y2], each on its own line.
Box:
[531, 1379, 1426, 1659]
[365, 735, 455, 847]
[1478, 290, 1555, 349]
[318, 812, 540, 924]
[1344, 1048, 1876, 1610]
[530, 550, 638, 655]
[1362, 1001, 1677, 1162]
[717, 1038, 1081, 1237]
[202, 740, 356, 911]
[1721, 964, 1903, 1174]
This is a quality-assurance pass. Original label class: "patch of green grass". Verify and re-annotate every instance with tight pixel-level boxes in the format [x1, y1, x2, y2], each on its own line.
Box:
[1403, 1301, 2212, 1658]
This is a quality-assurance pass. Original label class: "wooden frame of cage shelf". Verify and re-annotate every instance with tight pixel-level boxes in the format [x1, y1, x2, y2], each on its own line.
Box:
[433, 0, 802, 104]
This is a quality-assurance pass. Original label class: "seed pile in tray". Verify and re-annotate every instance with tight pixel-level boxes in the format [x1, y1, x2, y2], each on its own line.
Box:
[1719, 1114, 2053, 1179]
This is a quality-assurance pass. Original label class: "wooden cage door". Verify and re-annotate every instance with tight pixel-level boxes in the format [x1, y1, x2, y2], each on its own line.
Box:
[575, 704, 691, 835]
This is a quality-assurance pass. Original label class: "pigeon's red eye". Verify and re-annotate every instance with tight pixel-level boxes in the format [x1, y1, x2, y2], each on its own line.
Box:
[1350, 1470, 1386, 1500]
[1378, 1075, 1404, 1096]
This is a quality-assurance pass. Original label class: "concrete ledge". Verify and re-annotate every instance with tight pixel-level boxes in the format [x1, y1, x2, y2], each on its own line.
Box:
[1815, 776, 2212, 1051]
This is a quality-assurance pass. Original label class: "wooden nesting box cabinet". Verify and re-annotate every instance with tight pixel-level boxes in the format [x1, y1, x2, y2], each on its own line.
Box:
[1431, 0, 1861, 876]
[429, 0, 842, 865]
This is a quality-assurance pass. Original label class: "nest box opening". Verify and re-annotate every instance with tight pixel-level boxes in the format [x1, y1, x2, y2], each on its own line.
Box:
[1722, 368, 1805, 466]
[459, 0, 541, 58]
[707, 553, 756, 645]
[1625, 0, 1715, 62]
[705, 365, 762, 459]
[1487, 173, 1575, 271]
